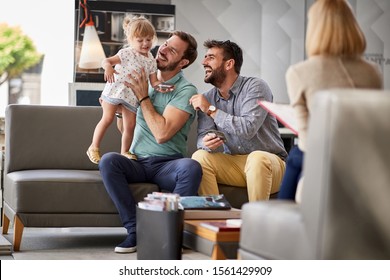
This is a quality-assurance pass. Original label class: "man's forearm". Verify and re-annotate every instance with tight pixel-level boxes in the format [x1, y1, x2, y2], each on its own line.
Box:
[139, 98, 168, 143]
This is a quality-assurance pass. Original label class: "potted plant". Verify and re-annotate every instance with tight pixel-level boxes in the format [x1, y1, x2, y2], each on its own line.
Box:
[0, 23, 42, 86]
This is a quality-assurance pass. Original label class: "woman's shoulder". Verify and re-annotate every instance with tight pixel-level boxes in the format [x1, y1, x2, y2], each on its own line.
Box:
[287, 56, 344, 75]
[289, 56, 332, 67]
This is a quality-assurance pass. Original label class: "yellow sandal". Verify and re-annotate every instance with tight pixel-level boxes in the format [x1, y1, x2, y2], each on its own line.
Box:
[86, 147, 101, 164]
[121, 152, 137, 160]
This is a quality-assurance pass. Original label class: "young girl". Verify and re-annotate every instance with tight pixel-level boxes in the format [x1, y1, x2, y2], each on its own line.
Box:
[87, 16, 160, 164]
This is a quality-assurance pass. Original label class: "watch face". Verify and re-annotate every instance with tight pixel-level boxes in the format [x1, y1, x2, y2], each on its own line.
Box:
[207, 105, 216, 116]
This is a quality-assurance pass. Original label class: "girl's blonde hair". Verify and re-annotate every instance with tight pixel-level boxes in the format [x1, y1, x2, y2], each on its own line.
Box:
[123, 15, 157, 43]
[306, 0, 366, 57]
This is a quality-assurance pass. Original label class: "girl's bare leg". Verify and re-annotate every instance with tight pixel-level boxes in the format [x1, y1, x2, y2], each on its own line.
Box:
[120, 108, 137, 160]
[87, 101, 118, 163]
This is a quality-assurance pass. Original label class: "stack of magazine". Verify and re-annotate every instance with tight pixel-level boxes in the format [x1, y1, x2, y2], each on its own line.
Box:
[179, 194, 232, 210]
[138, 193, 241, 219]
[180, 194, 242, 220]
[137, 193, 234, 213]
[0, 235, 12, 256]
[138, 192, 180, 212]
[199, 220, 241, 232]
[181, 195, 241, 220]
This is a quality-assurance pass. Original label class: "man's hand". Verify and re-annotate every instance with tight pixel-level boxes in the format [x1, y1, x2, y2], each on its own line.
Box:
[189, 94, 210, 113]
[203, 133, 224, 150]
[123, 68, 189, 144]
[124, 68, 149, 102]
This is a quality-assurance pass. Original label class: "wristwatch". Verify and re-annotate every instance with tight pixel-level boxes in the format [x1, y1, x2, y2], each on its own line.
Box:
[206, 105, 217, 116]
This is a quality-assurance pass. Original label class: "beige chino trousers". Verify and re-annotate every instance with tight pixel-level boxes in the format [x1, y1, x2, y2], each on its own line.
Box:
[192, 150, 285, 201]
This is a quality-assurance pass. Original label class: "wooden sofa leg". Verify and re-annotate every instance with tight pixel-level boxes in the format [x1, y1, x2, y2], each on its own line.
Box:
[2, 212, 10, 234]
[13, 215, 24, 251]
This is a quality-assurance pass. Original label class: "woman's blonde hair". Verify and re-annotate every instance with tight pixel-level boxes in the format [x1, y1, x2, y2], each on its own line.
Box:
[123, 15, 157, 43]
[306, 0, 366, 57]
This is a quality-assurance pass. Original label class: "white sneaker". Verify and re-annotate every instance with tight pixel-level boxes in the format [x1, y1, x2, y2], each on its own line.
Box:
[114, 234, 137, 253]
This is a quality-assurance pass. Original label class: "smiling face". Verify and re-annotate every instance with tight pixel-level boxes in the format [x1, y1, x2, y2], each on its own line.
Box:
[130, 36, 154, 56]
[202, 47, 227, 87]
[155, 35, 189, 72]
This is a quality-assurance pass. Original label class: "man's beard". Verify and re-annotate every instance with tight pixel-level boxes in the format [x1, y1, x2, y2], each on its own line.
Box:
[204, 65, 226, 87]
[157, 54, 181, 72]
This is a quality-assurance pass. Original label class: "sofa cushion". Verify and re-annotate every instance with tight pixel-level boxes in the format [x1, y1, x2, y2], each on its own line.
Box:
[5, 170, 158, 213]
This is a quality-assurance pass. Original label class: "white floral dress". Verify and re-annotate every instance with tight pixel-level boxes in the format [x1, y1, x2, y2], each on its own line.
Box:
[101, 47, 157, 112]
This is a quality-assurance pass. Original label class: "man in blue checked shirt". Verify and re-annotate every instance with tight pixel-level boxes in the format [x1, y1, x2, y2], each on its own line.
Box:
[189, 39, 287, 202]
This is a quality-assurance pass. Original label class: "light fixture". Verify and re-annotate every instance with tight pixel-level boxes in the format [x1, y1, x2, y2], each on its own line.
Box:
[78, 0, 106, 69]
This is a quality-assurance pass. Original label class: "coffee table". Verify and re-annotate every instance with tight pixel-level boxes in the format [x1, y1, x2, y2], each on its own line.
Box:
[183, 219, 240, 260]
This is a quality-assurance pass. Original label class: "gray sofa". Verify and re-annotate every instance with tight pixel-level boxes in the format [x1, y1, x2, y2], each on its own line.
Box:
[2, 104, 250, 251]
[239, 89, 390, 259]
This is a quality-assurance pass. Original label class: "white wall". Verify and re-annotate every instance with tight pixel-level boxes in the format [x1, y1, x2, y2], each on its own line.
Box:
[1, 0, 389, 116]
[356, 0, 390, 89]
[0, 0, 74, 114]
[173, 0, 390, 102]
[172, 0, 305, 103]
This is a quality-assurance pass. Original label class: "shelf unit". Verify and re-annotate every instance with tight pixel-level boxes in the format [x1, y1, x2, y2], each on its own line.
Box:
[74, 0, 175, 83]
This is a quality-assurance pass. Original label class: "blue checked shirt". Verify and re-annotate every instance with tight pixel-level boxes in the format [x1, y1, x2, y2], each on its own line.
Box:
[196, 75, 287, 161]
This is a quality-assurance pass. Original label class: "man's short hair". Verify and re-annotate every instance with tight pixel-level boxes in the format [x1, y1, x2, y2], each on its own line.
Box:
[204, 39, 243, 74]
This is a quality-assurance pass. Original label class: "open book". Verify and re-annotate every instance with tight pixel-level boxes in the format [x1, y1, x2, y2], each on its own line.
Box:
[258, 100, 298, 135]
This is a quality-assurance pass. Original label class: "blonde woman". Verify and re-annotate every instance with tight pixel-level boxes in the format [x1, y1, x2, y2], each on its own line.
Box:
[278, 0, 383, 200]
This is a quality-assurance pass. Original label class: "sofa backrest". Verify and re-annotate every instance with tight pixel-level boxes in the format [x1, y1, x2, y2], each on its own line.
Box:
[5, 105, 121, 173]
[5, 104, 200, 174]
[302, 89, 390, 259]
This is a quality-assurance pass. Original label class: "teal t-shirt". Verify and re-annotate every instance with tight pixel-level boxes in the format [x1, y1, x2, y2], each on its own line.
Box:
[130, 71, 197, 158]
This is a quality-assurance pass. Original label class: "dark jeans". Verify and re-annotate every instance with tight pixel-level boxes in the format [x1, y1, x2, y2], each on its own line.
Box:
[99, 152, 202, 233]
[278, 146, 304, 200]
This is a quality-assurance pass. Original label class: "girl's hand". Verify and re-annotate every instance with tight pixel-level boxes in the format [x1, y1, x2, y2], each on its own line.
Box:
[104, 67, 117, 83]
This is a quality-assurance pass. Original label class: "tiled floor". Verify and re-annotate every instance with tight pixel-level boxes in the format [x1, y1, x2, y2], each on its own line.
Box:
[0, 227, 210, 260]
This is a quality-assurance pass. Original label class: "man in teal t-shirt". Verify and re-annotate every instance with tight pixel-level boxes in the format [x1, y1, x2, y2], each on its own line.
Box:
[131, 70, 196, 158]
[99, 31, 202, 254]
